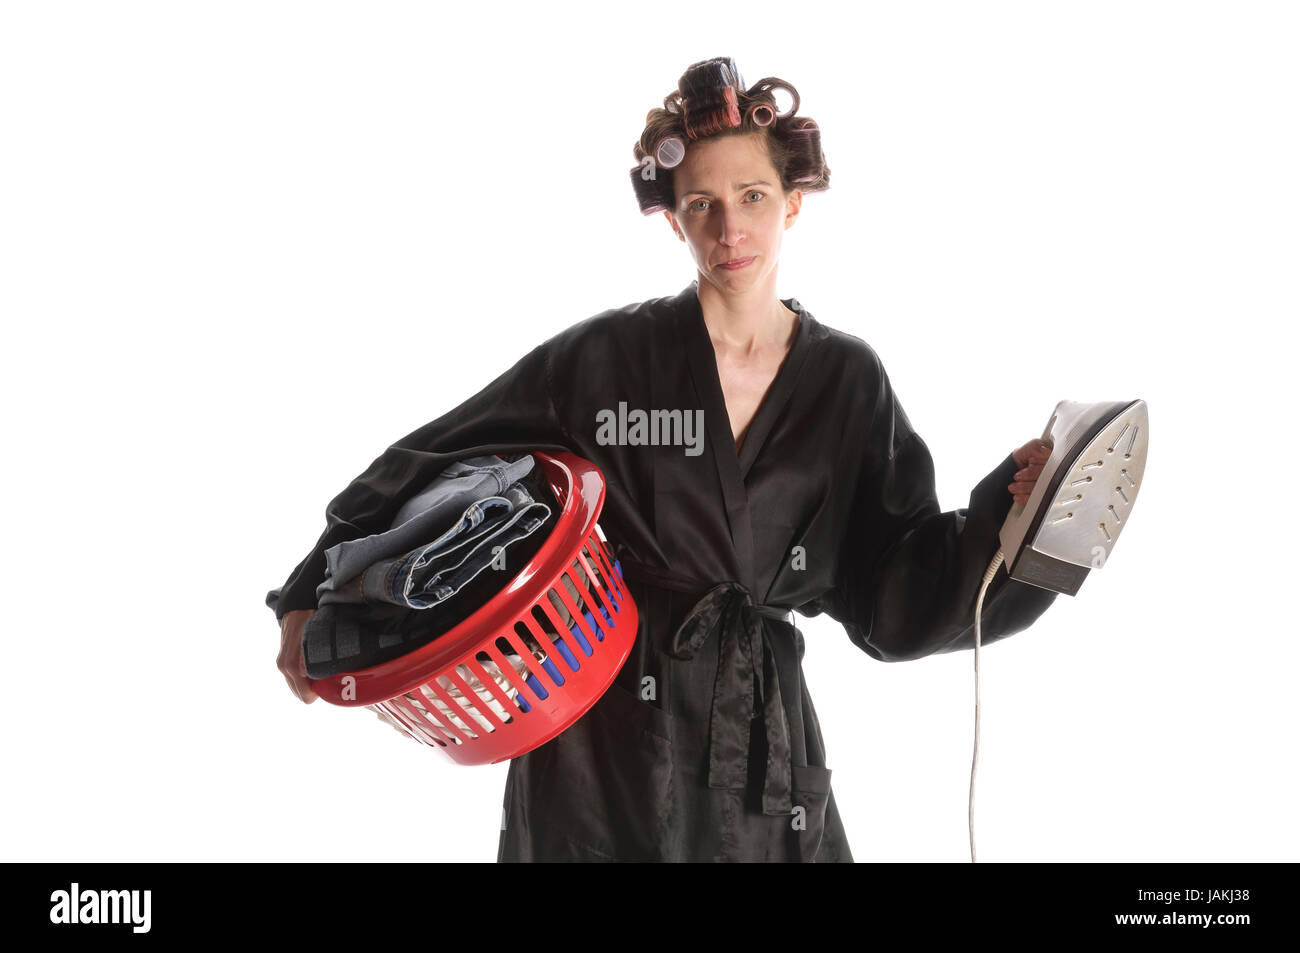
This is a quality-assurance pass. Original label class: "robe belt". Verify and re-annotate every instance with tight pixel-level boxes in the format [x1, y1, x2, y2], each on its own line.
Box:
[616, 558, 797, 816]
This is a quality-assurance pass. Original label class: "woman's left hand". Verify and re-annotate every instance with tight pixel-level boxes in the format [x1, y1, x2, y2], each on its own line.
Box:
[1008, 438, 1053, 507]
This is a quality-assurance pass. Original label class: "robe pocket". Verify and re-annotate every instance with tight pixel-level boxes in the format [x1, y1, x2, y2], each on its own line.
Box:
[789, 763, 833, 863]
[533, 680, 674, 861]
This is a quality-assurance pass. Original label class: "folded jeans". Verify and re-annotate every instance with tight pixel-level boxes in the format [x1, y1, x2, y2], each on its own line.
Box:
[319, 481, 552, 610]
[315, 454, 536, 600]
[385, 497, 551, 609]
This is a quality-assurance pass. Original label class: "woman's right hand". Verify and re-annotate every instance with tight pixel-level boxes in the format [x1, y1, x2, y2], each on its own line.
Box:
[278, 609, 318, 704]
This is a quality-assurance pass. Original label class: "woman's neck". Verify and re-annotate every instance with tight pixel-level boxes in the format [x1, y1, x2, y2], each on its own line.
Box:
[696, 272, 798, 356]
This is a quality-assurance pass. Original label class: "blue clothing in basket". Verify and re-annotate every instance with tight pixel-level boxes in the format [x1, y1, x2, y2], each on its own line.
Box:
[313, 454, 536, 602]
[319, 483, 550, 609]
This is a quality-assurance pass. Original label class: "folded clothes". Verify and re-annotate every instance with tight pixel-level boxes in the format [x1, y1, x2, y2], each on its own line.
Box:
[387, 496, 550, 610]
[302, 461, 561, 678]
[316, 454, 536, 600]
[300, 458, 628, 686]
[318, 482, 550, 609]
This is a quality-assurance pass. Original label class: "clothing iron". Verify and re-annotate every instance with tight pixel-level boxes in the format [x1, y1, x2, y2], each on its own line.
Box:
[970, 398, 1148, 862]
[997, 399, 1149, 596]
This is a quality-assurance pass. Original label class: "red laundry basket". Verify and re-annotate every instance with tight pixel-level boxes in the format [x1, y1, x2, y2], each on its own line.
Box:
[308, 451, 639, 765]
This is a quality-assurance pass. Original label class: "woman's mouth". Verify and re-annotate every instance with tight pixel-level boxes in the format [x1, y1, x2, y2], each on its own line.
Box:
[718, 256, 755, 271]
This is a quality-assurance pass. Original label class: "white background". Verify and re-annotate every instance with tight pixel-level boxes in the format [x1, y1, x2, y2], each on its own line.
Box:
[3, 0, 1295, 863]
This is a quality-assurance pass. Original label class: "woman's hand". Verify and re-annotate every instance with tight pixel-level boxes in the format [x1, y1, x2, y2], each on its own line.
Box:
[277, 609, 318, 704]
[1008, 438, 1053, 508]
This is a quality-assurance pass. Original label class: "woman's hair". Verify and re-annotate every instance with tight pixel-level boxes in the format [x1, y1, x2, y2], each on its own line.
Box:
[629, 56, 830, 215]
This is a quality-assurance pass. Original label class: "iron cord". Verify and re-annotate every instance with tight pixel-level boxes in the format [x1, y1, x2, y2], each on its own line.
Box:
[971, 547, 1005, 864]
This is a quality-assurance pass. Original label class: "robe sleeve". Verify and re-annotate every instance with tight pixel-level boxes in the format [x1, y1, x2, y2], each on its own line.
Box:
[812, 369, 1059, 663]
[265, 339, 573, 623]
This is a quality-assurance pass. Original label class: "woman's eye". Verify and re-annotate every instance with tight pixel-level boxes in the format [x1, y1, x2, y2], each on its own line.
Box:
[688, 194, 760, 211]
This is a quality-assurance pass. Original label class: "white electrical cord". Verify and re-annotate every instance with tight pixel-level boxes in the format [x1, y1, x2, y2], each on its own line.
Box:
[970, 547, 1005, 864]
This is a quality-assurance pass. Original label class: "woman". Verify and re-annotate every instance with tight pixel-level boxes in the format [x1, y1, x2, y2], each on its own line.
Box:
[269, 56, 1057, 862]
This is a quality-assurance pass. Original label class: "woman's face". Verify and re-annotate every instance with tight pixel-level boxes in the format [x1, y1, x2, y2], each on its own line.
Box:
[664, 132, 802, 297]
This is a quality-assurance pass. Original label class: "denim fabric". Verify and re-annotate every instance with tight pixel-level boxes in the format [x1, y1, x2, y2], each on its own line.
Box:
[323, 485, 551, 609]
[318, 491, 507, 607]
[315, 454, 535, 600]
[319, 482, 545, 605]
[390, 499, 550, 609]
[299, 462, 561, 680]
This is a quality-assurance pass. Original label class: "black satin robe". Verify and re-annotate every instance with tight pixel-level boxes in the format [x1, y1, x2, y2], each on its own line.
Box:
[266, 280, 1059, 862]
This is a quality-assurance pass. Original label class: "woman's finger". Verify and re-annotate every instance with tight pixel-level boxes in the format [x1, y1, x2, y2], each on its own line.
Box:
[1013, 438, 1054, 469]
[278, 609, 319, 704]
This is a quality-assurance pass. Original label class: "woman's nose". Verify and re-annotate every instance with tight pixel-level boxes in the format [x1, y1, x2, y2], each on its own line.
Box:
[718, 208, 744, 245]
